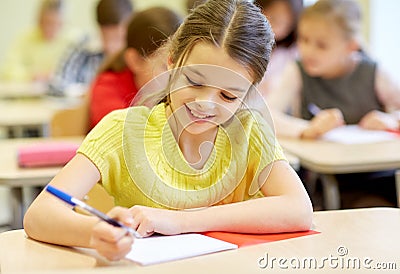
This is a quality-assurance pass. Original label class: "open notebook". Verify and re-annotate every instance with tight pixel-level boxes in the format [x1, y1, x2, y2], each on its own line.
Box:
[125, 230, 319, 265]
[321, 125, 399, 144]
[125, 233, 238, 265]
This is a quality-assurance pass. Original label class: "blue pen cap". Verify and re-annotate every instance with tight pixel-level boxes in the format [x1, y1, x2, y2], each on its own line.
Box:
[46, 185, 76, 207]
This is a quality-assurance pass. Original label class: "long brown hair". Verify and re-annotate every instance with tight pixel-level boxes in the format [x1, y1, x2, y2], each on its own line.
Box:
[133, 0, 275, 107]
[254, 0, 303, 48]
[170, 0, 274, 84]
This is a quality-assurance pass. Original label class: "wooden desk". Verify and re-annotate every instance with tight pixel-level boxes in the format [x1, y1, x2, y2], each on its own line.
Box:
[0, 82, 47, 99]
[0, 97, 82, 137]
[0, 137, 83, 229]
[1, 208, 399, 274]
[279, 138, 400, 209]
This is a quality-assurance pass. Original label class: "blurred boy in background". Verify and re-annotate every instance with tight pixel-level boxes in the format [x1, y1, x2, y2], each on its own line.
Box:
[48, 0, 134, 96]
[0, 0, 78, 84]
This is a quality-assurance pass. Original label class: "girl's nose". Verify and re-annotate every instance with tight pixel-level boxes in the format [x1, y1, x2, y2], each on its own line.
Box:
[194, 88, 218, 110]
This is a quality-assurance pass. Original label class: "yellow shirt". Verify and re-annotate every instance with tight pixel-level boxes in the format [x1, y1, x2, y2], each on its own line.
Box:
[78, 103, 286, 209]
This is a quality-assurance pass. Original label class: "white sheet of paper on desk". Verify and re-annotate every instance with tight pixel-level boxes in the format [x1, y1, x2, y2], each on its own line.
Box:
[321, 125, 398, 144]
[125, 233, 238, 265]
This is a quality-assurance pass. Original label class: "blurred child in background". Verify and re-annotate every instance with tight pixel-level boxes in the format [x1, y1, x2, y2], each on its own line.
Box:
[89, 7, 182, 128]
[0, 0, 78, 84]
[255, 0, 303, 96]
[48, 0, 133, 96]
[268, 0, 400, 208]
[268, 0, 400, 139]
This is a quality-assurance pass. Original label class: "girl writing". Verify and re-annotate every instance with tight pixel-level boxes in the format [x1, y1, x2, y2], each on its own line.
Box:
[24, 0, 313, 261]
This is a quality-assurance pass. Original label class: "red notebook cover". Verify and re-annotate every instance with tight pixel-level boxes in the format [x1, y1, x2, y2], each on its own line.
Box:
[202, 230, 320, 248]
[17, 142, 80, 167]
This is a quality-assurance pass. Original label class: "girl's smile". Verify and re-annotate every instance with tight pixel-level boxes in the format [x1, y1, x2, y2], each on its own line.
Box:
[185, 103, 216, 122]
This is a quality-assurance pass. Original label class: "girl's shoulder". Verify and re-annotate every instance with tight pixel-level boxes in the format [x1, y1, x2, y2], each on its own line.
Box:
[91, 105, 154, 132]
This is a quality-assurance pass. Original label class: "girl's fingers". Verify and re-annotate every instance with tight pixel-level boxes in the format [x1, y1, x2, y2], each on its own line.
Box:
[95, 235, 134, 261]
[107, 206, 134, 227]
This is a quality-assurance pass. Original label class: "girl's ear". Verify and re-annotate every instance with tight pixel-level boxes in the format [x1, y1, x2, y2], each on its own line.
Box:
[167, 55, 174, 70]
[124, 48, 144, 74]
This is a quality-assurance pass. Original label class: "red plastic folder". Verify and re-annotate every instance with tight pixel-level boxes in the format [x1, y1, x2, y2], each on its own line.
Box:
[17, 142, 80, 167]
[202, 230, 320, 248]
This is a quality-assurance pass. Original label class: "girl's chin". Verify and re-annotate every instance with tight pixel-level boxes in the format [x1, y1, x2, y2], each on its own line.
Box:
[303, 66, 323, 77]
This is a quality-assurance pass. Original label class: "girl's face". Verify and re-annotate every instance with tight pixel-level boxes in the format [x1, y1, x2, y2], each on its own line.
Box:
[263, 0, 294, 42]
[297, 16, 356, 78]
[168, 42, 254, 135]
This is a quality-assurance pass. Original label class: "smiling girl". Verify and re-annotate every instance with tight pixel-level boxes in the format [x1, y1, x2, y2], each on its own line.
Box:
[24, 0, 312, 261]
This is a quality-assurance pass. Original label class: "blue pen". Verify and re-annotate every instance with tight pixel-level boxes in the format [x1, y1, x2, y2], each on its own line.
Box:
[307, 103, 321, 116]
[46, 185, 141, 238]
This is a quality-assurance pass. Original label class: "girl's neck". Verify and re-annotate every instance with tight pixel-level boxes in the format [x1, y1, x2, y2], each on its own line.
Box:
[166, 105, 218, 169]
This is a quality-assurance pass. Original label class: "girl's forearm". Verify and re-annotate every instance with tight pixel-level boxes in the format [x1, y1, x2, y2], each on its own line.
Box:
[179, 195, 312, 234]
[24, 196, 99, 248]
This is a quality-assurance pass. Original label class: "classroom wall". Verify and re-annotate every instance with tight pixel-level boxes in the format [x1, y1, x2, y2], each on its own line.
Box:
[0, 0, 187, 66]
[1, 0, 398, 74]
[369, 0, 400, 82]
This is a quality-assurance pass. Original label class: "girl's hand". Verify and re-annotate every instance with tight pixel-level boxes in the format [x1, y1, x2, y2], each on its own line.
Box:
[359, 110, 398, 131]
[129, 205, 185, 237]
[301, 108, 345, 139]
[90, 207, 134, 261]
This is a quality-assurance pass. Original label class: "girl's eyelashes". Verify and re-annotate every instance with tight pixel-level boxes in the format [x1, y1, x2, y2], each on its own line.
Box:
[185, 75, 203, 87]
[184, 74, 238, 102]
[221, 92, 237, 101]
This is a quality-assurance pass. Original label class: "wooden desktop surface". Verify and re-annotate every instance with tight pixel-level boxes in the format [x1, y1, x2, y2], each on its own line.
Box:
[0, 137, 83, 187]
[279, 137, 400, 209]
[0, 82, 47, 99]
[1, 207, 399, 274]
[0, 97, 83, 137]
[279, 137, 400, 174]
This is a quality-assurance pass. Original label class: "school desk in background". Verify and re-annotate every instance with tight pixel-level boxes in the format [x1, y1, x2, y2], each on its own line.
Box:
[17, 142, 79, 167]
[279, 134, 400, 209]
[0, 137, 83, 229]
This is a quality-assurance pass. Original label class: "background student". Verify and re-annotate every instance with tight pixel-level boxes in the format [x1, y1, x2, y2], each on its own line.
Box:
[268, 0, 400, 139]
[0, 0, 78, 84]
[89, 7, 183, 128]
[255, 0, 303, 96]
[48, 0, 134, 96]
[24, 0, 312, 261]
[268, 0, 400, 208]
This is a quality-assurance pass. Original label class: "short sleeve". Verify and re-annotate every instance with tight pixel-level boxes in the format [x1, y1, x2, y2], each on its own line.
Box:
[77, 109, 126, 187]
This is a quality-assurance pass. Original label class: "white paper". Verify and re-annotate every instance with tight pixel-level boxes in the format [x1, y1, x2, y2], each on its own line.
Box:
[125, 233, 238, 265]
[321, 125, 398, 144]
